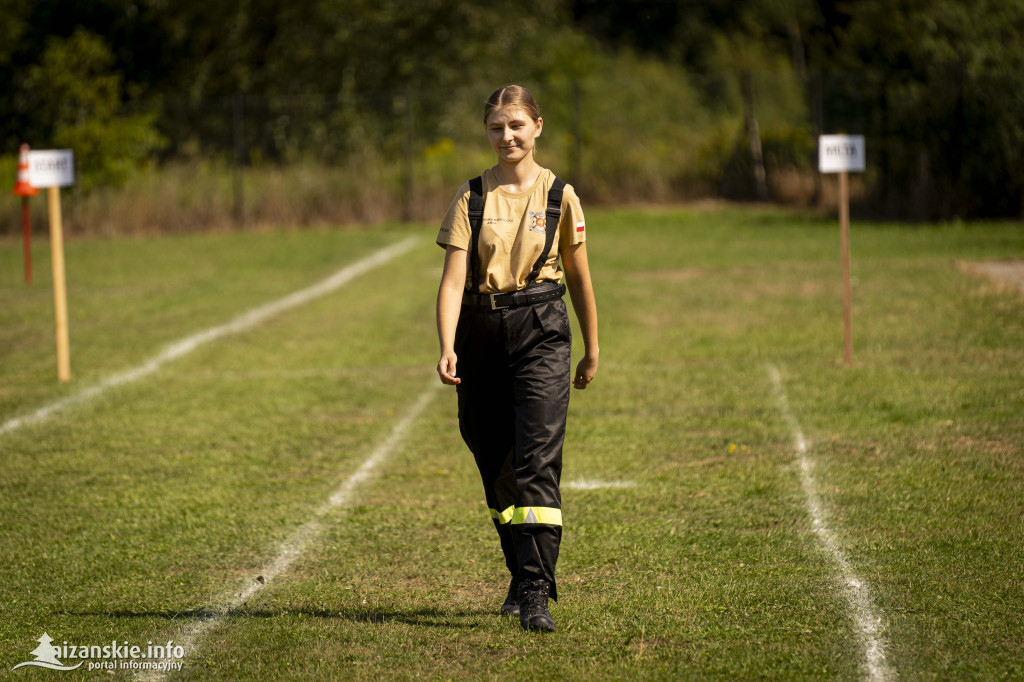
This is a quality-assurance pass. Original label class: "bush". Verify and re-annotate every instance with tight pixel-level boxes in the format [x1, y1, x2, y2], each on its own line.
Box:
[24, 29, 166, 192]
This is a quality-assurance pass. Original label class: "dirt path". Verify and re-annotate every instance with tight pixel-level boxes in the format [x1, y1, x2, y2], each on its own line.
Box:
[957, 260, 1024, 293]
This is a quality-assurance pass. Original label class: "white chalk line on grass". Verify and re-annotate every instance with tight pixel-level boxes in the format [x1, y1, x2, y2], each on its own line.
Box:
[766, 364, 893, 682]
[0, 237, 419, 438]
[137, 382, 441, 681]
[563, 478, 636, 490]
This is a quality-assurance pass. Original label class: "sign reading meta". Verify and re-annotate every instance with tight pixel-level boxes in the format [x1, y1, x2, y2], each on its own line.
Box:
[819, 135, 865, 174]
[28, 149, 75, 187]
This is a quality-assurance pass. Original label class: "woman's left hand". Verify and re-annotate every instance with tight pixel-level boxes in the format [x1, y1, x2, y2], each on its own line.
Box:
[573, 354, 598, 390]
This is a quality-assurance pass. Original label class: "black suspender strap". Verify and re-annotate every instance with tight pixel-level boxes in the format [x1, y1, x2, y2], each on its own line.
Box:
[465, 175, 566, 292]
[527, 177, 566, 285]
[467, 176, 484, 292]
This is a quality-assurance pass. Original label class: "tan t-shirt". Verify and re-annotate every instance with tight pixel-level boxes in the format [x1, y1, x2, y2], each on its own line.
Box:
[436, 167, 586, 294]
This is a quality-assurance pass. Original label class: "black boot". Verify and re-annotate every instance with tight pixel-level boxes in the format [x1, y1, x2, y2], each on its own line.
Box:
[501, 577, 520, 617]
[518, 579, 556, 632]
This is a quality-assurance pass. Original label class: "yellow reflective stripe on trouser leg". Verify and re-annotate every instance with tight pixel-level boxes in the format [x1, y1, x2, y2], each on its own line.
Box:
[489, 505, 515, 525]
[510, 506, 562, 526]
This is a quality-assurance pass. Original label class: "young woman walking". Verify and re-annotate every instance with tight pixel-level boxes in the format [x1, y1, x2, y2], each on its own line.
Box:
[435, 85, 599, 632]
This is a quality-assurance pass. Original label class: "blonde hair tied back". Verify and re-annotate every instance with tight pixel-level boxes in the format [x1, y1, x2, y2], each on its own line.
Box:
[484, 85, 541, 124]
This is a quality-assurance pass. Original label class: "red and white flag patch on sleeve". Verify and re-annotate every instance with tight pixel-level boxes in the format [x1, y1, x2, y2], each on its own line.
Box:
[575, 220, 585, 233]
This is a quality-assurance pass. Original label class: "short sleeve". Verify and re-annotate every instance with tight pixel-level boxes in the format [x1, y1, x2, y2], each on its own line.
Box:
[437, 182, 472, 251]
[557, 183, 586, 252]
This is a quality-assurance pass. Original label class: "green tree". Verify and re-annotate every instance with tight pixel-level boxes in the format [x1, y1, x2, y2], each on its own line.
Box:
[815, 0, 1024, 218]
[0, 0, 29, 67]
[24, 28, 166, 191]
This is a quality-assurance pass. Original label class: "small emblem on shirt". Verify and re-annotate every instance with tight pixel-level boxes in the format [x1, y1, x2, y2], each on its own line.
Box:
[528, 211, 547, 234]
[575, 220, 585, 233]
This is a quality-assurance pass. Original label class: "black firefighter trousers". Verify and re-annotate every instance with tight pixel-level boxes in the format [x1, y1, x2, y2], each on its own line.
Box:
[454, 296, 571, 601]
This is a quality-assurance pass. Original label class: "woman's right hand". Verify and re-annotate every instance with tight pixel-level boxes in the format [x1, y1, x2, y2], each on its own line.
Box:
[437, 350, 461, 385]
[436, 245, 468, 387]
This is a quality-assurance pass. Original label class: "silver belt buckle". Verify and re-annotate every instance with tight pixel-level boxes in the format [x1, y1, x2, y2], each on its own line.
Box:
[489, 293, 509, 310]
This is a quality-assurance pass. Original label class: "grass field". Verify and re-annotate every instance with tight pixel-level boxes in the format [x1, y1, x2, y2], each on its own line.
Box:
[1, 207, 1022, 680]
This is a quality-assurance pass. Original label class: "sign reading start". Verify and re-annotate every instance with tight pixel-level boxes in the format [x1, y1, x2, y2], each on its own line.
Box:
[28, 149, 75, 188]
[819, 135, 865, 173]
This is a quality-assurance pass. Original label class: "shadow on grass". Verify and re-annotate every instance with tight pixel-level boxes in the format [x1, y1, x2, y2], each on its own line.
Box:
[60, 606, 488, 630]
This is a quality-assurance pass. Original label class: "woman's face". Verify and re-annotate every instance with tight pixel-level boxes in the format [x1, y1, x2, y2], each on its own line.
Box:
[486, 107, 543, 164]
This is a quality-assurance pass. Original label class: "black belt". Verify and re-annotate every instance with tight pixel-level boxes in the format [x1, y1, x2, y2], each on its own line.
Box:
[462, 283, 566, 310]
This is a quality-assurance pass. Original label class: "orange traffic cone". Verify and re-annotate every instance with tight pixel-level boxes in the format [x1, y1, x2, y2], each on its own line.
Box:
[13, 143, 39, 197]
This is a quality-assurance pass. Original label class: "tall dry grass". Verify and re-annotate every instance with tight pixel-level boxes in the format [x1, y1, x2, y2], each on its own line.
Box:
[1, 69, 826, 236]
[1, 151, 827, 237]
[0, 147, 499, 235]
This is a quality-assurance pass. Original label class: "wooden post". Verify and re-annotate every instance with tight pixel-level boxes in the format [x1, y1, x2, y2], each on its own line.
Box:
[48, 186, 71, 383]
[810, 72, 824, 206]
[839, 170, 853, 367]
[401, 88, 414, 222]
[820, 134, 863, 367]
[742, 70, 768, 201]
[233, 92, 245, 227]
[570, 79, 583, 189]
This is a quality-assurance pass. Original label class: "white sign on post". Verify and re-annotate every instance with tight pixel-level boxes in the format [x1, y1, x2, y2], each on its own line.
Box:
[28, 149, 75, 188]
[819, 135, 865, 173]
[27, 149, 76, 382]
[818, 134, 865, 368]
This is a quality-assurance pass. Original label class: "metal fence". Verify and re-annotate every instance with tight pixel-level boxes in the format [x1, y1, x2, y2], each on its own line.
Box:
[6, 69, 1021, 234]
[154, 69, 1022, 223]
